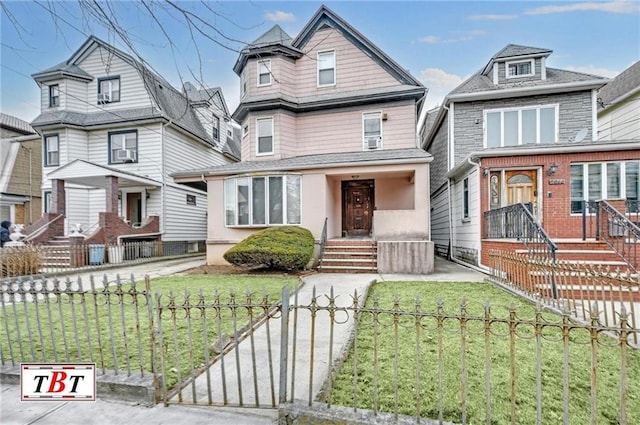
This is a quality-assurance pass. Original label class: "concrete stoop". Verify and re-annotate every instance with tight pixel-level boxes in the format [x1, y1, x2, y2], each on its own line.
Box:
[0, 365, 156, 407]
[279, 401, 458, 425]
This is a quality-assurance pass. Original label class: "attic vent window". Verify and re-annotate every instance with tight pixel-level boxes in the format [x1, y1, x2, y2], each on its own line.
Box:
[506, 59, 534, 78]
[186, 194, 197, 206]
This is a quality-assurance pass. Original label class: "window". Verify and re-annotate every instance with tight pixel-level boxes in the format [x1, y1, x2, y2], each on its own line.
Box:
[225, 174, 301, 227]
[363, 112, 382, 150]
[507, 60, 534, 78]
[463, 178, 469, 219]
[243, 125, 249, 138]
[212, 114, 220, 141]
[227, 128, 233, 138]
[43, 191, 52, 213]
[186, 194, 197, 206]
[570, 161, 640, 214]
[317, 51, 335, 86]
[44, 134, 59, 166]
[49, 85, 59, 107]
[256, 117, 273, 155]
[0, 205, 11, 222]
[257, 60, 271, 86]
[98, 77, 120, 103]
[240, 71, 247, 97]
[109, 130, 138, 164]
[485, 105, 557, 147]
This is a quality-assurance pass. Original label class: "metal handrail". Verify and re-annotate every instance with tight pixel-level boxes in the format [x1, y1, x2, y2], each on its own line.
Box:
[318, 217, 328, 269]
[23, 214, 64, 242]
[596, 200, 639, 272]
[484, 203, 558, 297]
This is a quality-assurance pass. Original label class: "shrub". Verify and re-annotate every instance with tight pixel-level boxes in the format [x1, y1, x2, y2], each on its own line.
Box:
[224, 226, 314, 271]
[0, 245, 42, 277]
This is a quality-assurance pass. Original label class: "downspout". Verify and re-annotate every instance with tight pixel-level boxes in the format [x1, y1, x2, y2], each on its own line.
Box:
[160, 120, 170, 237]
[443, 104, 454, 260]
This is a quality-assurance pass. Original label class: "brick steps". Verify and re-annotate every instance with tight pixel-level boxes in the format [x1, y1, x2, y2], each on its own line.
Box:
[319, 239, 377, 273]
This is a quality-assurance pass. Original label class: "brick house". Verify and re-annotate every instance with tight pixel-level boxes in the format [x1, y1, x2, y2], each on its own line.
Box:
[422, 44, 639, 270]
[0, 113, 42, 226]
[175, 5, 433, 273]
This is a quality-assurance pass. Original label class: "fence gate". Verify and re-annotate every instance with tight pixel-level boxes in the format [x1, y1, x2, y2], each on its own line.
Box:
[154, 287, 290, 408]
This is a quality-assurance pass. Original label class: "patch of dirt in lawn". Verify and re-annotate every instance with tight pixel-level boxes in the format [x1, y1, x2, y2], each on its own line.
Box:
[181, 264, 310, 277]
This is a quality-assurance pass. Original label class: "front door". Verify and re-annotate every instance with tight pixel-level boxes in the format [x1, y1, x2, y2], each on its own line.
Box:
[126, 192, 142, 225]
[342, 180, 374, 237]
[505, 170, 537, 215]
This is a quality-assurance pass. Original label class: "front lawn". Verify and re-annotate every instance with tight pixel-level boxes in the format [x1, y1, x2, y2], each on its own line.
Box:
[0, 275, 298, 389]
[329, 281, 640, 425]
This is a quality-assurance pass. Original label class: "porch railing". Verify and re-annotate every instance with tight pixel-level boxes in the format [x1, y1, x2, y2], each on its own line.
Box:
[318, 218, 328, 270]
[23, 214, 64, 243]
[596, 200, 640, 272]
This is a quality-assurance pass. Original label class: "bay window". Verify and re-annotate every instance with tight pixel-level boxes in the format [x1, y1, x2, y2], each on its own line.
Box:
[257, 117, 273, 155]
[225, 174, 301, 226]
[485, 105, 557, 147]
[570, 161, 640, 213]
[44, 134, 59, 166]
[257, 60, 271, 86]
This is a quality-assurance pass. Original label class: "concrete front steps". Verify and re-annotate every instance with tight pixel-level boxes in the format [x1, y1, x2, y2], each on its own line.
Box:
[319, 239, 377, 273]
[41, 237, 72, 271]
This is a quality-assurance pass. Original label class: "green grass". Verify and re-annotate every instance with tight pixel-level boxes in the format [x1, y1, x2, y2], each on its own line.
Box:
[329, 281, 640, 425]
[0, 275, 298, 389]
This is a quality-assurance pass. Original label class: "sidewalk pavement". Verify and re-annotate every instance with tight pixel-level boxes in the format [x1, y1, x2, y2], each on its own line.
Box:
[1, 256, 486, 425]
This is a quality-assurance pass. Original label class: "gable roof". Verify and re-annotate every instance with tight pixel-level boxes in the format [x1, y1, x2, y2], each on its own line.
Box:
[0, 113, 35, 135]
[598, 61, 640, 111]
[31, 36, 222, 148]
[183, 82, 230, 118]
[492, 44, 552, 60]
[291, 5, 422, 87]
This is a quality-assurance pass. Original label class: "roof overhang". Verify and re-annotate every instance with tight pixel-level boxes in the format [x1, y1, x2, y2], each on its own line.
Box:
[233, 45, 303, 75]
[446, 140, 640, 179]
[0, 193, 29, 205]
[46, 160, 162, 188]
[32, 71, 93, 84]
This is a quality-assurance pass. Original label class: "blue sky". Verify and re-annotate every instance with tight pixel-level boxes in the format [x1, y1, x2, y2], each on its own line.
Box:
[1, 1, 639, 122]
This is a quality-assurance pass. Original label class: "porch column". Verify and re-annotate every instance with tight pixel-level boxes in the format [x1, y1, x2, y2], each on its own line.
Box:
[105, 175, 119, 214]
[51, 179, 66, 216]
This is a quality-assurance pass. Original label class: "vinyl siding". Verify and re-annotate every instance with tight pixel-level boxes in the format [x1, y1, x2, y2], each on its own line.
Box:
[426, 116, 449, 196]
[65, 79, 89, 112]
[163, 183, 208, 241]
[598, 92, 640, 140]
[430, 186, 450, 257]
[451, 168, 480, 265]
[163, 126, 229, 179]
[64, 186, 91, 234]
[295, 27, 400, 97]
[244, 56, 297, 99]
[79, 46, 155, 113]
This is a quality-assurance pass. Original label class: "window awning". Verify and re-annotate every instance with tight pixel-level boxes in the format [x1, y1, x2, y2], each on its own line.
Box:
[46, 159, 162, 188]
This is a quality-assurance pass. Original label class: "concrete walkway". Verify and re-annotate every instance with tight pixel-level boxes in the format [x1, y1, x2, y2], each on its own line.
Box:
[1, 256, 486, 424]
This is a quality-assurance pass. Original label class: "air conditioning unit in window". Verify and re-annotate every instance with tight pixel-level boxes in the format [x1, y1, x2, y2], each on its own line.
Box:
[366, 137, 381, 149]
[116, 149, 136, 162]
[98, 93, 111, 103]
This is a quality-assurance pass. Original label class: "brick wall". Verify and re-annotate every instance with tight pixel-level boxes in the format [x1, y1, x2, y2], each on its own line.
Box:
[480, 149, 640, 240]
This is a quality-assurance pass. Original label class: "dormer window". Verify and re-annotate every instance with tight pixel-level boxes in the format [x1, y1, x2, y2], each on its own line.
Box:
[49, 85, 59, 107]
[212, 114, 220, 141]
[506, 59, 534, 78]
[257, 60, 271, 86]
[98, 77, 120, 103]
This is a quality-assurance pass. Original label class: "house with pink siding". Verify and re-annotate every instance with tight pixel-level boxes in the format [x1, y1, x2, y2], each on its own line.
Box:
[174, 5, 434, 273]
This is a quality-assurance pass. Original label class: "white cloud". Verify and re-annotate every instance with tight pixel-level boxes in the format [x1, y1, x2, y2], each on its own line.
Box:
[419, 68, 467, 109]
[417, 30, 486, 44]
[468, 14, 518, 21]
[264, 11, 295, 22]
[525, 1, 639, 15]
[564, 65, 620, 78]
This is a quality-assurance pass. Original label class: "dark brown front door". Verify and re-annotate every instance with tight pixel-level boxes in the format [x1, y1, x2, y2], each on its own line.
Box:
[342, 180, 374, 237]
[126, 192, 142, 225]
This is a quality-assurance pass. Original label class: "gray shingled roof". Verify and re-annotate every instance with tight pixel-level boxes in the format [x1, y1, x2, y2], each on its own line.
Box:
[492, 44, 552, 59]
[421, 108, 439, 139]
[174, 148, 431, 177]
[31, 107, 162, 127]
[450, 67, 607, 96]
[31, 61, 93, 81]
[598, 61, 640, 109]
[183, 82, 230, 117]
[250, 25, 293, 47]
[223, 128, 241, 159]
[0, 113, 35, 135]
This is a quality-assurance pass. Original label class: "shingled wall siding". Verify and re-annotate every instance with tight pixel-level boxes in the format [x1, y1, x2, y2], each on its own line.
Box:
[452, 90, 593, 167]
[427, 116, 449, 196]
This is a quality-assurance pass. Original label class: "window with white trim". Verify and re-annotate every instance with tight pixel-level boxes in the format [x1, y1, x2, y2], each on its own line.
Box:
[212, 114, 220, 141]
[485, 105, 557, 147]
[44, 134, 59, 167]
[98, 76, 120, 103]
[506, 59, 534, 78]
[570, 161, 640, 214]
[256, 117, 273, 155]
[224, 174, 301, 226]
[317, 51, 335, 86]
[363, 112, 382, 150]
[257, 60, 271, 86]
[109, 130, 138, 164]
[240, 70, 247, 97]
[43, 191, 52, 213]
